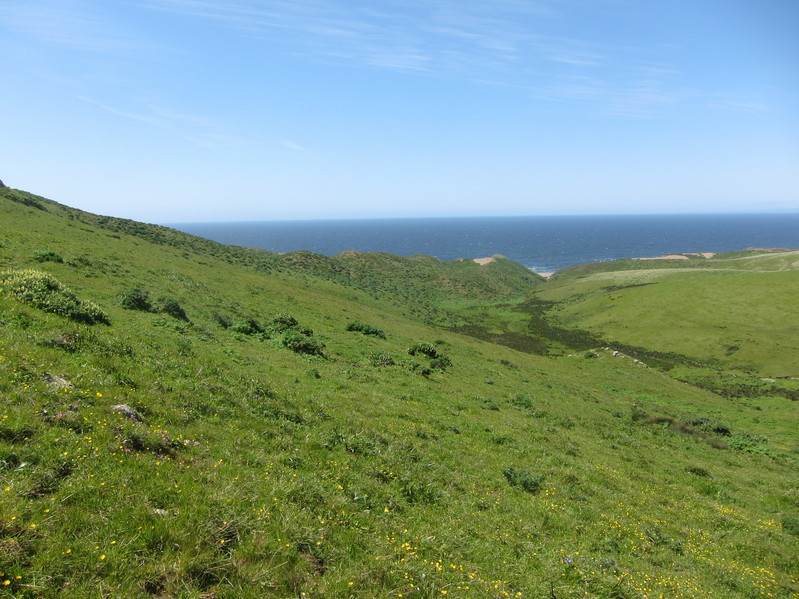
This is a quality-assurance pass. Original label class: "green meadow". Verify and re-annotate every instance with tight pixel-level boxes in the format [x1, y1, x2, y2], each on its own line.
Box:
[1, 186, 797, 598]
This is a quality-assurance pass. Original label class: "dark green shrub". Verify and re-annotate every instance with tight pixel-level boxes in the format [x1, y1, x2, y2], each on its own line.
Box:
[211, 311, 232, 329]
[230, 318, 263, 335]
[367, 351, 395, 366]
[408, 341, 451, 373]
[509, 393, 534, 410]
[157, 297, 188, 321]
[119, 288, 154, 312]
[408, 342, 439, 358]
[268, 313, 299, 334]
[430, 355, 452, 370]
[687, 416, 731, 436]
[503, 466, 544, 494]
[782, 514, 799, 537]
[728, 431, 769, 452]
[346, 321, 386, 338]
[278, 330, 324, 356]
[32, 249, 63, 263]
[0, 269, 109, 325]
[687, 466, 711, 478]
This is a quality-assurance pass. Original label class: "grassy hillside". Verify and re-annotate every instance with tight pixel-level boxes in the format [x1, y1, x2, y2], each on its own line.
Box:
[1, 186, 798, 598]
[534, 250, 799, 377]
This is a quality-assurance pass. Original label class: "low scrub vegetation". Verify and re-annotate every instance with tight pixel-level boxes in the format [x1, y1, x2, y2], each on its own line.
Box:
[346, 320, 386, 338]
[0, 269, 109, 325]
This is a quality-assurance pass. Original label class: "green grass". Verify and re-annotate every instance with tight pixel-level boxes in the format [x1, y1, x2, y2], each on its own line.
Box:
[1, 186, 798, 598]
[534, 255, 799, 377]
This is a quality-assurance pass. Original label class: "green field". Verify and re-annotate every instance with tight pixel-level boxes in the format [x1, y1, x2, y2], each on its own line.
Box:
[536, 251, 799, 376]
[1, 186, 797, 598]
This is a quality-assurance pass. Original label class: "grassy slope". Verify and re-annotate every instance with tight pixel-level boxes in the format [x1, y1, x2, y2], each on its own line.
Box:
[1, 188, 798, 598]
[536, 251, 799, 377]
[275, 249, 543, 326]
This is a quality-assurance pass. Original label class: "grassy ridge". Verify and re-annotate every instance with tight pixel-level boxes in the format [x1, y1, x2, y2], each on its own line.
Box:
[535, 253, 799, 377]
[1, 186, 798, 598]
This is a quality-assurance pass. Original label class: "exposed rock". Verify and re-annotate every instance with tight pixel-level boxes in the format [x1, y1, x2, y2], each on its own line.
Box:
[110, 404, 143, 422]
[0, 179, 5, 188]
[42, 373, 74, 389]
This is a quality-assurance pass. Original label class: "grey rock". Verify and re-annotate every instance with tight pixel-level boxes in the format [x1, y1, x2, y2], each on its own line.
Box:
[42, 373, 74, 389]
[110, 404, 143, 422]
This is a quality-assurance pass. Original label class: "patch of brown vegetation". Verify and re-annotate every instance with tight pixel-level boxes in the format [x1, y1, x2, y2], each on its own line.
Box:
[473, 257, 496, 265]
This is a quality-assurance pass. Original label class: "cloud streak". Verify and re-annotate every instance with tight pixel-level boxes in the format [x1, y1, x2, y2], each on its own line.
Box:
[0, 0, 702, 119]
[77, 96, 250, 148]
[132, 0, 688, 118]
[0, 0, 155, 55]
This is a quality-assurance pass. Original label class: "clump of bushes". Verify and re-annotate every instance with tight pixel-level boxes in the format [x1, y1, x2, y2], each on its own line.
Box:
[408, 342, 440, 358]
[223, 311, 324, 355]
[119, 288, 188, 320]
[158, 297, 188, 321]
[0, 269, 109, 325]
[230, 318, 263, 336]
[367, 351, 395, 367]
[32, 249, 63, 263]
[277, 329, 325, 356]
[503, 466, 544, 494]
[267, 313, 300, 334]
[211, 311, 232, 329]
[346, 321, 386, 338]
[408, 341, 451, 374]
[119, 288, 154, 312]
[269, 314, 325, 356]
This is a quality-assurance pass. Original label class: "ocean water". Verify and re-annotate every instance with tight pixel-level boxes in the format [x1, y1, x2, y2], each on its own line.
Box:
[169, 213, 799, 273]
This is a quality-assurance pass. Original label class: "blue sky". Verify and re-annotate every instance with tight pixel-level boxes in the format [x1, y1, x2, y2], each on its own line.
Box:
[1, 0, 797, 222]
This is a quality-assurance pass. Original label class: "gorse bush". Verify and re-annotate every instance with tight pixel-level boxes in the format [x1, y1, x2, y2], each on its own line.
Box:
[346, 320, 386, 338]
[0, 269, 109, 325]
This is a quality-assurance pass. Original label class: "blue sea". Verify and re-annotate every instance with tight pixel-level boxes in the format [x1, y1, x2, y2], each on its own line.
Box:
[168, 213, 799, 273]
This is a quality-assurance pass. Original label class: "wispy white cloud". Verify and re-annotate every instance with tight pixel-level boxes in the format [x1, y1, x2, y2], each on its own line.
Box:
[281, 140, 308, 152]
[3, 0, 696, 119]
[132, 0, 689, 118]
[78, 96, 165, 128]
[135, 0, 556, 73]
[0, 0, 157, 54]
[707, 95, 770, 113]
[77, 95, 248, 148]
